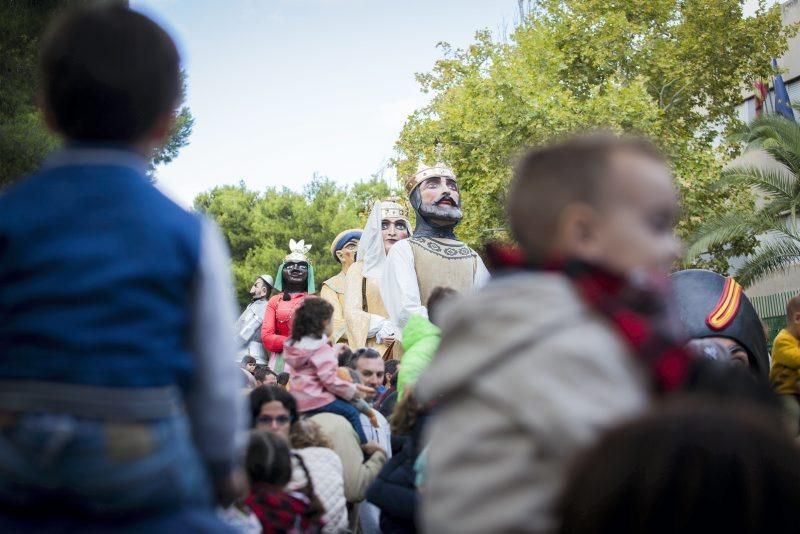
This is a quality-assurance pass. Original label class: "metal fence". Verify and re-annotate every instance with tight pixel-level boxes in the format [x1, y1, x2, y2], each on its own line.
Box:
[751, 290, 799, 342]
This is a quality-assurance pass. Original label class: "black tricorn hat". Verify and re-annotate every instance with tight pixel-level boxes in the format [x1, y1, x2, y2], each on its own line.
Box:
[670, 269, 768, 378]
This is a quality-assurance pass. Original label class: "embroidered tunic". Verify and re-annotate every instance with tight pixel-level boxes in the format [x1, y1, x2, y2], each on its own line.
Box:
[381, 237, 490, 329]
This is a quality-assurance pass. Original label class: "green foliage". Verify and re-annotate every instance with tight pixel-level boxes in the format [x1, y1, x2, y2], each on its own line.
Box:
[0, 0, 65, 188]
[395, 0, 794, 272]
[0, 110, 60, 185]
[0, 1, 193, 188]
[195, 177, 398, 307]
[688, 112, 800, 286]
[148, 71, 195, 181]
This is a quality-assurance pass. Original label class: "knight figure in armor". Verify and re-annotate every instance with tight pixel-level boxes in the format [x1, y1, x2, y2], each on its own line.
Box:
[234, 274, 274, 363]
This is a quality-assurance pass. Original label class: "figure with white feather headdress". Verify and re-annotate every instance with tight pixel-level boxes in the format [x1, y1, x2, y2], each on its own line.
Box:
[260, 239, 315, 372]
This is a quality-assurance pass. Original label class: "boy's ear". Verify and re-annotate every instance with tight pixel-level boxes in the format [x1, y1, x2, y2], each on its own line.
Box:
[793, 311, 800, 325]
[38, 91, 62, 136]
[558, 203, 601, 256]
[132, 111, 176, 157]
[148, 111, 176, 147]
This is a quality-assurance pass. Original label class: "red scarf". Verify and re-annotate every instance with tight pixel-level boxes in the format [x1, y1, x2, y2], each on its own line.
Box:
[245, 483, 322, 534]
[486, 244, 691, 393]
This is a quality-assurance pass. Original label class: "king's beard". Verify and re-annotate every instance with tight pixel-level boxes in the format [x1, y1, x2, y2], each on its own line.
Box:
[417, 201, 463, 227]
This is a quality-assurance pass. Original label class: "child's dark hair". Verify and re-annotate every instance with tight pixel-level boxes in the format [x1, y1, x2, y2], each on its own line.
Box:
[385, 359, 400, 387]
[241, 355, 257, 366]
[246, 430, 326, 523]
[557, 397, 800, 534]
[337, 346, 355, 368]
[245, 430, 292, 487]
[253, 365, 275, 383]
[39, 4, 180, 143]
[291, 297, 333, 341]
[681, 359, 782, 416]
[277, 372, 291, 386]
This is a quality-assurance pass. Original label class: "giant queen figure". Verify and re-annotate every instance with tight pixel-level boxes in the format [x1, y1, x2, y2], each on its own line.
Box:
[381, 161, 490, 329]
[344, 199, 411, 358]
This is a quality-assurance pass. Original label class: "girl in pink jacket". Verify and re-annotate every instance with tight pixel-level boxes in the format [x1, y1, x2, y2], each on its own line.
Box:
[283, 297, 373, 444]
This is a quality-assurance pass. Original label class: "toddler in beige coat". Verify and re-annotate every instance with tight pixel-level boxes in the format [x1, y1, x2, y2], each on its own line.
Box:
[417, 134, 684, 533]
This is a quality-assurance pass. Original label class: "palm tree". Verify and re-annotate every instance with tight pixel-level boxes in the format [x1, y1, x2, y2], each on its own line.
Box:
[687, 108, 800, 286]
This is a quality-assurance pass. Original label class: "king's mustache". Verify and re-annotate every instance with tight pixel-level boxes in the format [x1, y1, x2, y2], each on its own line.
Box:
[434, 194, 459, 207]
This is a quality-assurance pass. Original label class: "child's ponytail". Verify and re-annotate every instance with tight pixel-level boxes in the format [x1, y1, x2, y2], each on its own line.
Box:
[291, 451, 326, 524]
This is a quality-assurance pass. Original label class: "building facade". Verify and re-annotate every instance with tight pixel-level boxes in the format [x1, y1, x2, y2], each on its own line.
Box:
[731, 1, 800, 339]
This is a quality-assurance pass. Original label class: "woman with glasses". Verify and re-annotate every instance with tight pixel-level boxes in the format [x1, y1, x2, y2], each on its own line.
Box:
[249, 386, 348, 533]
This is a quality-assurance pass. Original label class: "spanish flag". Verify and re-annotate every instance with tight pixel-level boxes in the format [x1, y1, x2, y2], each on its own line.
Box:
[754, 80, 768, 118]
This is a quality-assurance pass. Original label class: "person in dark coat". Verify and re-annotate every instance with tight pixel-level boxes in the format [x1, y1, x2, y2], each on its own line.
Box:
[366, 392, 426, 533]
[377, 360, 400, 419]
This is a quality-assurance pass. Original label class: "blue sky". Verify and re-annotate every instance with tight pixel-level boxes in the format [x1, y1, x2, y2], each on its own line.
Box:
[131, 0, 521, 207]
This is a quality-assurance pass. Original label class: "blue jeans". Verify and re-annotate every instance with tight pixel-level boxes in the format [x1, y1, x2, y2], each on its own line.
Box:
[0, 413, 218, 522]
[307, 399, 368, 444]
[0, 507, 236, 533]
